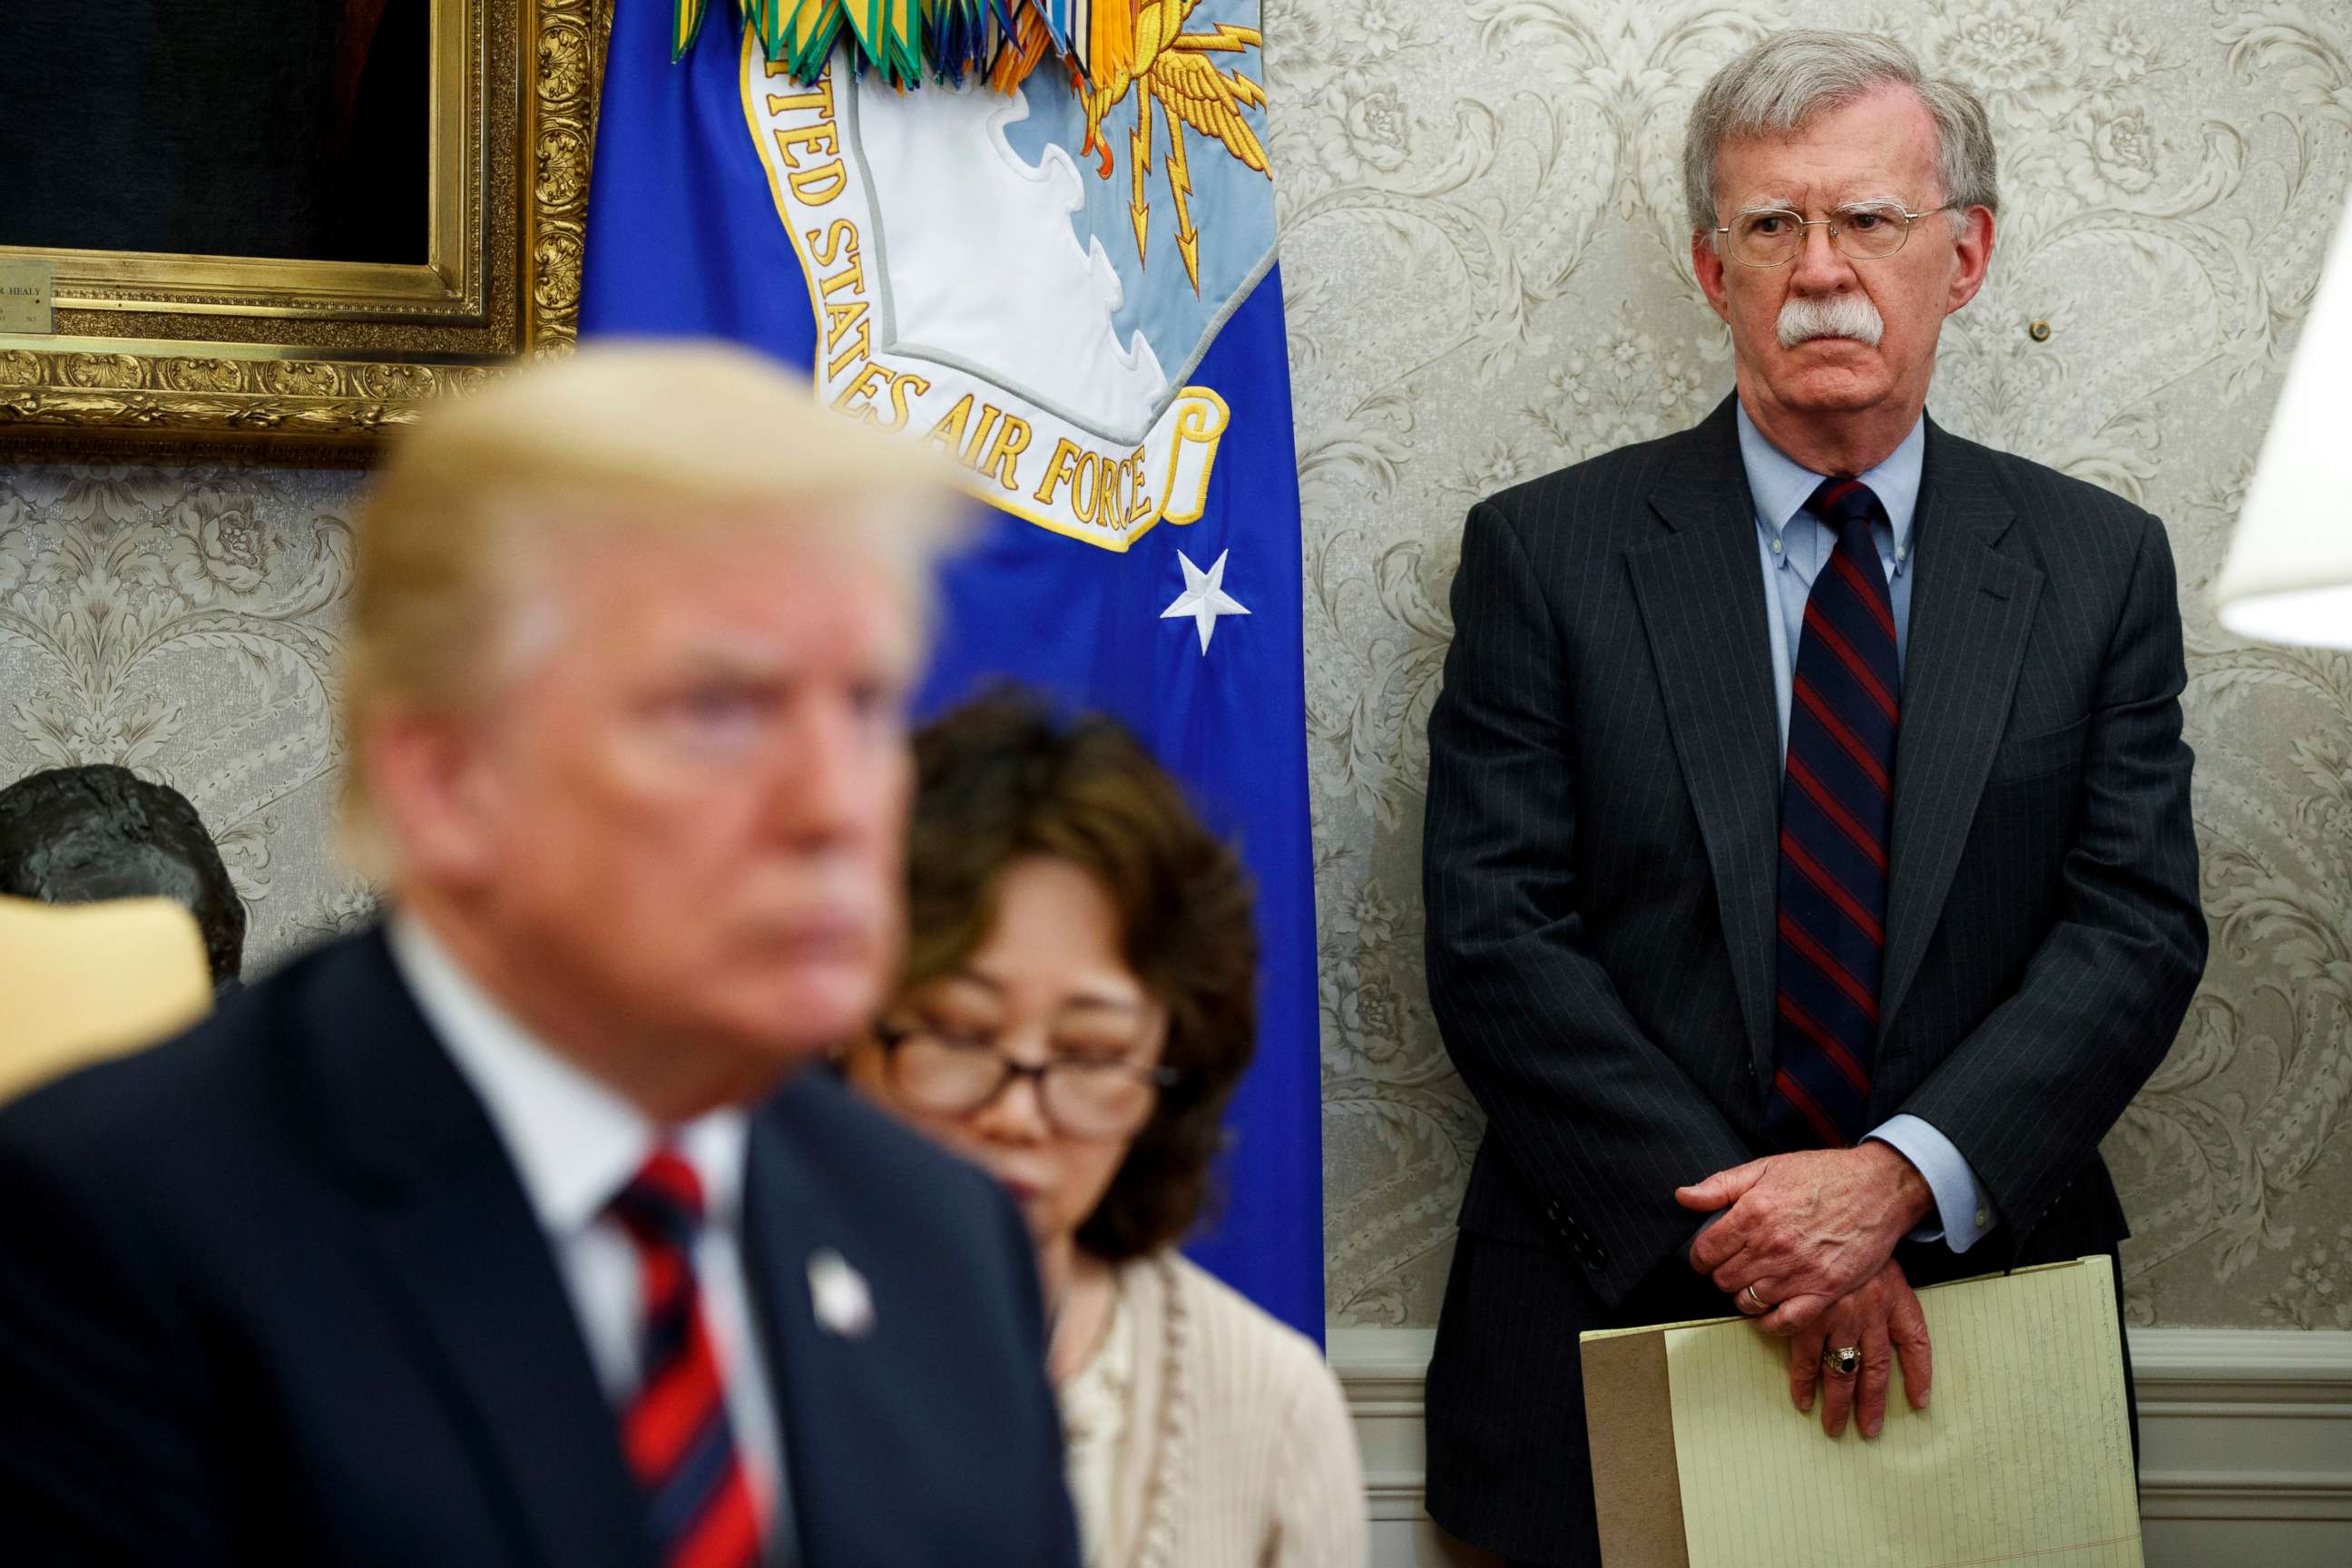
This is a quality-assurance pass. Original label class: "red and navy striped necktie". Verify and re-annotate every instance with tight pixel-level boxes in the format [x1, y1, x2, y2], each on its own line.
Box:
[608, 1150, 760, 1568]
[1770, 476, 1899, 1151]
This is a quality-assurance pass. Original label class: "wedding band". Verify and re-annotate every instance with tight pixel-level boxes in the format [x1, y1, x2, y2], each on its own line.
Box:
[1739, 1284, 1769, 1315]
[1827, 1345, 1863, 1377]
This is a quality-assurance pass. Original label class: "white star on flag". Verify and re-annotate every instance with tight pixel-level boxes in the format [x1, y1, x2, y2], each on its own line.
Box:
[1161, 549, 1250, 654]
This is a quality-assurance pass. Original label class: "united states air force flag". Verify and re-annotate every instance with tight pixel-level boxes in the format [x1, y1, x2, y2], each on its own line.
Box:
[580, 1, 1322, 1337]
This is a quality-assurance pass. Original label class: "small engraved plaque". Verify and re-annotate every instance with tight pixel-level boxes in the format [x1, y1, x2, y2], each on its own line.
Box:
[0, 259, 54, 334]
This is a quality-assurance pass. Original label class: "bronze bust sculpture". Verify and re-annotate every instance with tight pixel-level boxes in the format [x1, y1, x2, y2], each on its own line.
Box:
[0, 765, 245, 989]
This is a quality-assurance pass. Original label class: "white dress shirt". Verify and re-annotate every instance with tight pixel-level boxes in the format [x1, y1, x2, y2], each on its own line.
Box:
[1736, 403, 1996, 1253]
[385, 916, 792, 1541]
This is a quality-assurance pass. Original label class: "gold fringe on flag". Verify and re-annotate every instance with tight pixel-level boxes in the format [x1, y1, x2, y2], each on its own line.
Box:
[671, 0, 1159, 98]
[778, 0, 849, 79]
[986, 7, 1059, 93]
[1086, 2, 1133, 93]
[671, 0, 711, 63]
[838, 0, 921, 88]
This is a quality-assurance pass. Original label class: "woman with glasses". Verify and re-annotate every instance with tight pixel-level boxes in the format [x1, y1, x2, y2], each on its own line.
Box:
[839, 692, 1365, 1568]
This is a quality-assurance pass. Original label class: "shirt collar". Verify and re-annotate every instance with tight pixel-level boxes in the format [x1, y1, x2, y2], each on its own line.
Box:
[384, 912, 747, 1236]
[1735, 398, 1925, 554]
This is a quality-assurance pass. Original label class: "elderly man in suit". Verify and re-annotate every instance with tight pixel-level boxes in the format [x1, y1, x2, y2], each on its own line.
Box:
[1420, 30, 2207, 1566]
[0, 346, 1082, 1568]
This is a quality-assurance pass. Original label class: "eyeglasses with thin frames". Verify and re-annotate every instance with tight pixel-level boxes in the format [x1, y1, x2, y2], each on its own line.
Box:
[1712, 202, 1958, 268]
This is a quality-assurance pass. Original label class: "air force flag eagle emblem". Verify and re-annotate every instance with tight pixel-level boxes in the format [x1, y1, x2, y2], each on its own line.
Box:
[740, 4, 1275, 552]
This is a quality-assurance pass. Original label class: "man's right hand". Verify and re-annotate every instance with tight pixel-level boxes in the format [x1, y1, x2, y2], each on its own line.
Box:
[1786, 1258, 1933, 1438]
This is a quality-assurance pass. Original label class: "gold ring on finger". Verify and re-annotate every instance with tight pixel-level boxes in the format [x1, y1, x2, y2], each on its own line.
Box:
[1827, 1345, 1862, 1377]
[1739, 1284, 1769, 1315]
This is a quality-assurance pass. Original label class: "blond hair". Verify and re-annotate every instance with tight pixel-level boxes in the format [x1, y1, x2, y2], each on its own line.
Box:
[338, 341, 963, 875]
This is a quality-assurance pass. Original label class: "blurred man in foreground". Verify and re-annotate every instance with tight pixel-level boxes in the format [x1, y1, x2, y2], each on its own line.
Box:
[0, 345, 1082, 1568]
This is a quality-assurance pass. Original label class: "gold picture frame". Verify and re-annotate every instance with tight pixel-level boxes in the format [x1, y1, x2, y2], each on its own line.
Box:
[0, 0, 607, 463]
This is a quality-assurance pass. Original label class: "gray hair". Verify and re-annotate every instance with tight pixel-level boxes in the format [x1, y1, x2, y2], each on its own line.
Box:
[1683, 30, 1998, 237]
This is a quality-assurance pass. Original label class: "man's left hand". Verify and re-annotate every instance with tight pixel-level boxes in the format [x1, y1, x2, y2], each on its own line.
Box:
[1790, 1258, 1933, 1438]
[1676, 1143, 1934, 1336]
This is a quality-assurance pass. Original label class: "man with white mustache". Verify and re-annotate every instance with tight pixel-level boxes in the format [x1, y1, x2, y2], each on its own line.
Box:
[1780, 290, 1886, 349]
[1420, 29, 2205, 1566]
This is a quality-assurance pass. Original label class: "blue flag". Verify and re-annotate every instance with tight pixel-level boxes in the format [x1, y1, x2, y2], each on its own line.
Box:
[580, 2, 1323, 1337]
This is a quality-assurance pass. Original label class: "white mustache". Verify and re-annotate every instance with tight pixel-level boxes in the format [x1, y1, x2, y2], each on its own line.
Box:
[1778, 294, 1885, 349]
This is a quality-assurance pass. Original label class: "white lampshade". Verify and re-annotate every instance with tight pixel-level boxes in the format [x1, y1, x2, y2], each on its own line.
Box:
[2216, 186, 2352, 646]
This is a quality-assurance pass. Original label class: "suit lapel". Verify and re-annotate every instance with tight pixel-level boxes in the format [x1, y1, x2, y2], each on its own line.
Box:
[1626, 397, 1785, 1084]
[306, 933, 652, 1568]
[740, 1077, 888, 1568]
[1878, 420, 2040, 1044]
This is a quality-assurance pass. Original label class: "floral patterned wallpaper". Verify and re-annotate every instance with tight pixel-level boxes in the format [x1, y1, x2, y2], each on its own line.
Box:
[0, 466, 379, 950]
[5, 0, 2350, 1330]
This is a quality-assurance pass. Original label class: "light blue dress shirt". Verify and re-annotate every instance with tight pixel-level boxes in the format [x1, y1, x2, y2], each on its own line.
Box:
[1736, 402, 1995, 1254]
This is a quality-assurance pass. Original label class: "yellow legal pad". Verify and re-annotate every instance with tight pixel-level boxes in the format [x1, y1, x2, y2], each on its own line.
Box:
[1582, 1256, 2142, 1568]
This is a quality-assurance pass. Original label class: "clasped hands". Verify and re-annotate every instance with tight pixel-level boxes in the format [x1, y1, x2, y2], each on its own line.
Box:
[1676, 1143, 1936, 1439]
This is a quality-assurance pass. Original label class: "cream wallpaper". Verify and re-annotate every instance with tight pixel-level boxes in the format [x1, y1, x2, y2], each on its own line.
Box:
[4, 0, 2350, 1331]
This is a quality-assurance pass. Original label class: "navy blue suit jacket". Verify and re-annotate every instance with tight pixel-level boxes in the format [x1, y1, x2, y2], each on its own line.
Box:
[0, 928, 1081, 1568]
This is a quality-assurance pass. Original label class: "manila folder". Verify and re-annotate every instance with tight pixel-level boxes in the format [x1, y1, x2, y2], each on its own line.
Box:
[1580, 1256, 2141, 1568]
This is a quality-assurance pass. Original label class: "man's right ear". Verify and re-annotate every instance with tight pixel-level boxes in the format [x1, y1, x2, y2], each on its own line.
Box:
[1691, 230, 1732, 321]
[360, 706, 500, 891]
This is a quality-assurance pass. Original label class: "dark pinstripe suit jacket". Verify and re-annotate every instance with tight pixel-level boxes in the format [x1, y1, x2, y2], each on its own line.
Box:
[1419, 395, 2207, 1564]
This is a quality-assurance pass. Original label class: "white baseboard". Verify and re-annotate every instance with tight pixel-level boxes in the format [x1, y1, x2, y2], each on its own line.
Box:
[1330, 1328, 1442, 1526]
[2131, 1330, 2352, 1531]
[1329, 1325, 2352, 1563]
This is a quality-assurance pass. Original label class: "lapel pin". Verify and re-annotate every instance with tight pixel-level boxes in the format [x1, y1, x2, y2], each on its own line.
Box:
[808, 1248, 876, 1341]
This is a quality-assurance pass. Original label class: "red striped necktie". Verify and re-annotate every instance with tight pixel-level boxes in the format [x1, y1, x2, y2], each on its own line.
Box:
[1770, 476, 1899, 1151]
[608, 1149, 760, 1568]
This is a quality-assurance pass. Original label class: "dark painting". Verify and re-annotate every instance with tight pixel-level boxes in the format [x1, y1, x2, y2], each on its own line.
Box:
[0, 2, 430, 264]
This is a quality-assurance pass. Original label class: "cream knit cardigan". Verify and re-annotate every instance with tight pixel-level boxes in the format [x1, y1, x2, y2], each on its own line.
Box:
[1059, 1250, 1367, 1568]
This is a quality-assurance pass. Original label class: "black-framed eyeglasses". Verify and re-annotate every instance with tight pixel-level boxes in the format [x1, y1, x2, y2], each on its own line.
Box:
[1712, 202, 1957, 268]
[872, 1019, 1181, 1141]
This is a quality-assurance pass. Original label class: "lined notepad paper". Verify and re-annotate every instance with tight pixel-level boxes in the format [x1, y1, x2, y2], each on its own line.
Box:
[1663, 1258, 2142, 1568]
